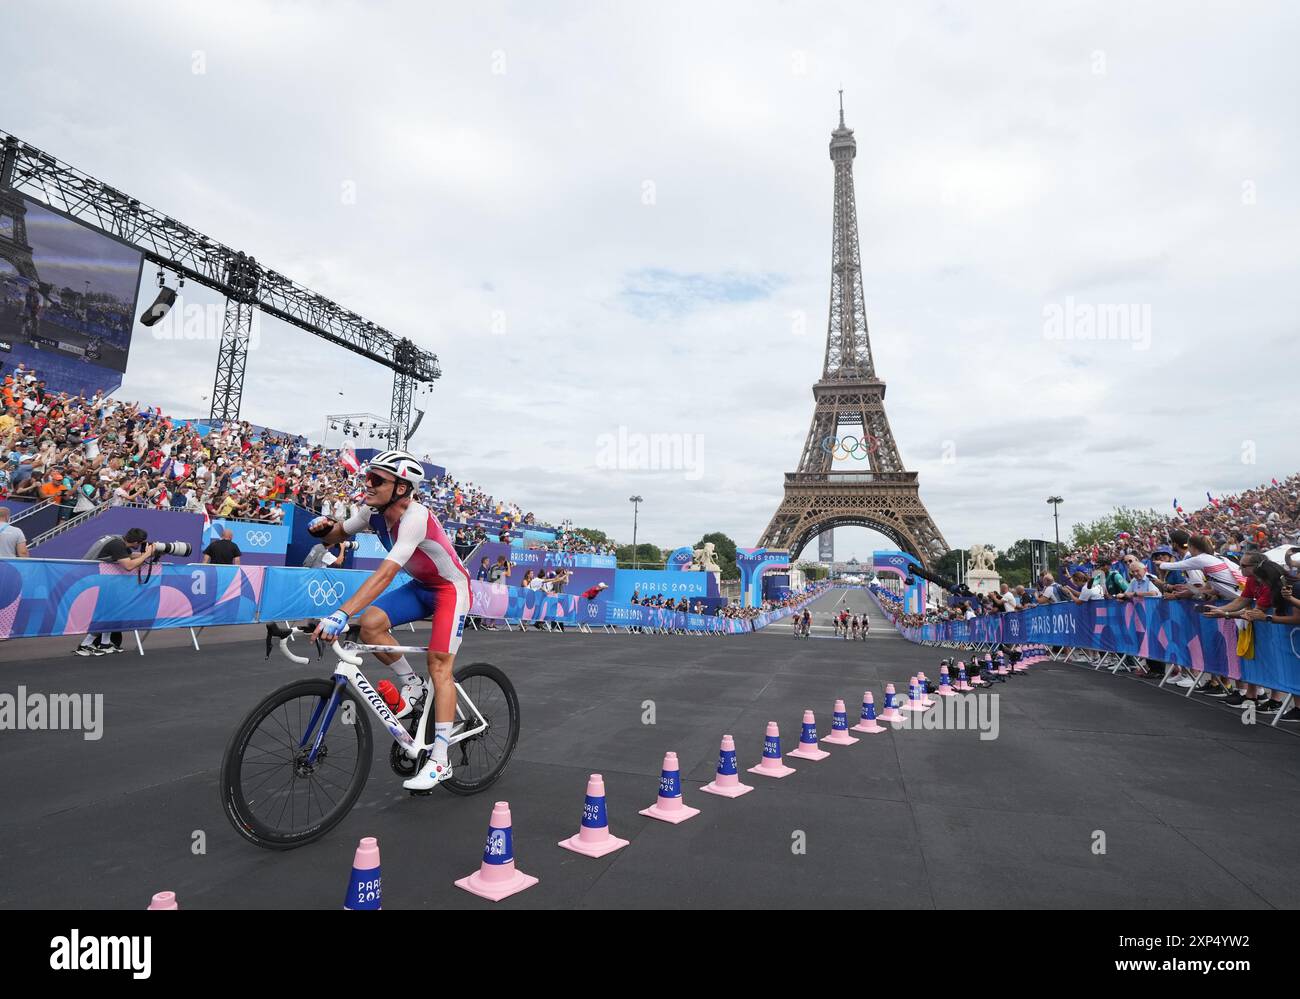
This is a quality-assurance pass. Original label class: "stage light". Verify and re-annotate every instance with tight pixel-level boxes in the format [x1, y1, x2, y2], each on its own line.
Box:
[139, 285, 177, 327]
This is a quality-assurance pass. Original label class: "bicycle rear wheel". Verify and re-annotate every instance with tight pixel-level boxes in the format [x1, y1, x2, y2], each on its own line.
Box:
[220, 678, 373, 850]
[443, 662, 520, 796]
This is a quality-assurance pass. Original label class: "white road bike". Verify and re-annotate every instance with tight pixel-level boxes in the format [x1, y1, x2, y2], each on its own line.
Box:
[220, 622, 520, 850]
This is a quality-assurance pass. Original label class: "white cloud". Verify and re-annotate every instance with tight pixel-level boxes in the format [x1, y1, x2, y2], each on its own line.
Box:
[5, 0, 1297, 562]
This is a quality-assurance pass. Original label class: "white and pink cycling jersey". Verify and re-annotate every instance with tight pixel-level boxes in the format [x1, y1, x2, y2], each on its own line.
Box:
[342, 500, 471, 592]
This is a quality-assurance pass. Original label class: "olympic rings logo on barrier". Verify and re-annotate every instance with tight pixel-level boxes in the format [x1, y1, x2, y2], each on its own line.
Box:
[307, 580, 346, 607]
[819, 434, 879, 461]
[245, 530, 273, 547]
[587, 603, 600, 618]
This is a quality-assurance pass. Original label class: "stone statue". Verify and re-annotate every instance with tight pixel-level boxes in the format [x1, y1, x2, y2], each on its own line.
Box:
[963, 544, 1002, 594]
[688, 541, 721, 573]
[966, 544, 996, 574]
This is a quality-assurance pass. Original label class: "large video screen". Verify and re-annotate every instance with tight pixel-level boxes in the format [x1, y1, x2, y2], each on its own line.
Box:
[0, 189, 144, 397]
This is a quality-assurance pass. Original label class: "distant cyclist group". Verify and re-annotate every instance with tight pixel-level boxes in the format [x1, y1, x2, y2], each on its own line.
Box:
[791, 607, 871, 639]
[833, 609, 869, 640]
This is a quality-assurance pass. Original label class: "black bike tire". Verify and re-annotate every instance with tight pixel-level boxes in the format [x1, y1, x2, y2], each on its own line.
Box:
[442, 661, 520, 797]
[220, 678, 373, 850]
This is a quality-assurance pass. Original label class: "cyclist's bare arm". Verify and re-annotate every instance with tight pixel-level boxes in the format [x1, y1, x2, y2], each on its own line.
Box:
[309, 505, 370, 547]
[339, 560, 401, 621]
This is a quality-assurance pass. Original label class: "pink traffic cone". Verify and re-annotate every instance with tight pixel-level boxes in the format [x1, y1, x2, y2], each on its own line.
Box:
[876, 684, 905, 723]
[455, 801, 539, 901]
[701, 735, 755, 797]
[343, 836, 382, 910]
[953, 661, 972, 692]
[899, 676, 925, 713]
[789, 710, 830, 760]
[639, 752, 701, 823]
[748, 721, 797, 777]
[822, 699, 859, 745]
[851, 691, 887, 734]
[995, 654, 1010, 676]
[936, 665, 956, 697]
[917, 673, 936, 707]
[147, 891, 178, 910]
[559, 774, 630, 857]
[969, 659, 988, 686]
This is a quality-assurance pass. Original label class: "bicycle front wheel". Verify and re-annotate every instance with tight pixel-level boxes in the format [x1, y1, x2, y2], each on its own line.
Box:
[443, 662, 520, 797]
[220, 678, 373, 850]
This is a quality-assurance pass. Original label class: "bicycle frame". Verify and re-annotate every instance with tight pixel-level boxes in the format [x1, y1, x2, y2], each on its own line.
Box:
[291, 640, 490, 767]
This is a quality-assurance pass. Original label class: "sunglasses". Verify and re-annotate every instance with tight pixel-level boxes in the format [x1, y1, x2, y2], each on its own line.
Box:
[364, 472, 394, 488]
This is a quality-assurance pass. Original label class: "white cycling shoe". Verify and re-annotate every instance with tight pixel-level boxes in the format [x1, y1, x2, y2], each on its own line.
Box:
[393, 681, 427, 720]
[403, 755, 454, 794]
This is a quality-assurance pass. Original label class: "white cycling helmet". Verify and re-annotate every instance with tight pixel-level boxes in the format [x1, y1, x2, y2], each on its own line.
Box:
[366, 450, 425, 485]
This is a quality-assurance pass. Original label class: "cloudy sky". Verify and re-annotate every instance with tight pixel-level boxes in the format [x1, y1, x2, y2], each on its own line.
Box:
[5, 1, 1297, 559]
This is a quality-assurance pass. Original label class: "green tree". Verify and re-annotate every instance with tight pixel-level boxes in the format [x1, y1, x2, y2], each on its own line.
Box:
[615, 542, 664, 567]
[931, 549, 963, 582]
[571, 527, 609, 545]
[1069, 506, 1165, 551]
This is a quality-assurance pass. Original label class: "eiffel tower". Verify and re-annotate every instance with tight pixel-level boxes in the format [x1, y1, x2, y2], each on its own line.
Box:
[758, 96, 948, 566]
[0, 187, 41, 285]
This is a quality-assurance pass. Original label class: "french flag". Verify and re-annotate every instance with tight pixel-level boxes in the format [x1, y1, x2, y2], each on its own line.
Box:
[341, 449, 360, 474]
[172, 461, 189, 480]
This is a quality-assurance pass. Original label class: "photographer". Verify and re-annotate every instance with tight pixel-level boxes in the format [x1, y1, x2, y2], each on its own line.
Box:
[74, 527, 155, 656]
[303, 537, 353, 568]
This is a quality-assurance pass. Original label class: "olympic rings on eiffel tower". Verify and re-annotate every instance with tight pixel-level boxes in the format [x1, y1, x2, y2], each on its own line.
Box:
[820, 434, 879, 460]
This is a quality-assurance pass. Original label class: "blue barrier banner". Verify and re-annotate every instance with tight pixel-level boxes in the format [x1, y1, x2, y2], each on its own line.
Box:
[612, 570, 709, 603]
[494, 546, 616, 570]
[209, 520, 291, 557]
[0, 558, 823, 640]
[886, 593, 1300, 695]
[259, 567, 414, 621]
[0, 559, 265, 638]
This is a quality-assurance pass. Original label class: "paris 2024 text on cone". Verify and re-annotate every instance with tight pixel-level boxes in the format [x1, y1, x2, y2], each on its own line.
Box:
[851, 691, 887, 734]
[822, 699, 859, 746]
[748, 721, 796, 777]
[455, 801, 539, 901]
[559, 774, 629, 857]
[343, 836, 381, 911]
[639, 752, 701, 823]
[701, 734, 755, 797]
[788, 709, 830, 760]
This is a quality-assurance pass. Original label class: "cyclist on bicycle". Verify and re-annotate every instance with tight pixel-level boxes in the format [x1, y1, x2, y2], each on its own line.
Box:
[850, 614, 861, 640]
[308, 450, 471, 793]
[800, 608, 811, 637]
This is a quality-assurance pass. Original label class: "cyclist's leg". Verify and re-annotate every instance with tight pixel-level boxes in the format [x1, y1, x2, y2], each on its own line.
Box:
[403, 580, 469, 790]
[363, 580, 438, 690]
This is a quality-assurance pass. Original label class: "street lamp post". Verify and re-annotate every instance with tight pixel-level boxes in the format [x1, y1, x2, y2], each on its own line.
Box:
[629, 495, 643, 570]
[1046, 496, 1063, 570]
